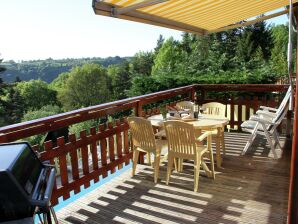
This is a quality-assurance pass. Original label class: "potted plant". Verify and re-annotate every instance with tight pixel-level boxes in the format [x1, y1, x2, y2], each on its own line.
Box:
[160, 106, 168, 120]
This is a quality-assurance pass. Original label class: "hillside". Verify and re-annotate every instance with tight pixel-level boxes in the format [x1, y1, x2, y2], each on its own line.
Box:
[1, 56, 130, 83]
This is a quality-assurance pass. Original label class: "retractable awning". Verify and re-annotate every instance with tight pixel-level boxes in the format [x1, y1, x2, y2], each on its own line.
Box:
[93, 0, 298, 35]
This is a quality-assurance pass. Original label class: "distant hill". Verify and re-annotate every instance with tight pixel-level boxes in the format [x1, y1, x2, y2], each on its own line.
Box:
[1, 56, 131, 83]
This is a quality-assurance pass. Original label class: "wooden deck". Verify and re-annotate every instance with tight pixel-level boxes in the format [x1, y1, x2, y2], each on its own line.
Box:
[56, 132, 290, 224]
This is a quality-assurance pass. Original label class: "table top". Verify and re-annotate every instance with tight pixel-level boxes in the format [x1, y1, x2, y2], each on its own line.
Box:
[148, 114, 229, 129]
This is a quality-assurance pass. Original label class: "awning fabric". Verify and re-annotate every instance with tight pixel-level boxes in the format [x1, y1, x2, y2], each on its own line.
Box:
[93, 0, 298, 35]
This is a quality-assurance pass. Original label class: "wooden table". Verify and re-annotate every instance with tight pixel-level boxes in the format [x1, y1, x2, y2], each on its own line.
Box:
[148, 114, 229, 168]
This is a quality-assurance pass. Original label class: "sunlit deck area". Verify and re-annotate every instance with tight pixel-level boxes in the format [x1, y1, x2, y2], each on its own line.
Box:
[56, 132, 290, 224]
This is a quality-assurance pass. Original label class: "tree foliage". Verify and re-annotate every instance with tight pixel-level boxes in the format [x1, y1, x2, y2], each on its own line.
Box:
[16, 80, 58, 111]
[0, 23, 293, 134]
[58, 64, 112, 110]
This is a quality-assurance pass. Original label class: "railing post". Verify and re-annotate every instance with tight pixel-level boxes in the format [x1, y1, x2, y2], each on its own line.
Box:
[199, 88, 206, 105]
[135, 100, 143, 117]
[191, 86, 196, 102]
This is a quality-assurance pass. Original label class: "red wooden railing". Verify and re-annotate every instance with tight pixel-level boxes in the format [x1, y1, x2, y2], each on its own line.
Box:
[0, 84, 290, 205]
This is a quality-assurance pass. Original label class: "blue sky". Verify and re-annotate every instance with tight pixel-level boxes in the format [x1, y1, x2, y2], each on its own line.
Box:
[0, 0, 288, 61]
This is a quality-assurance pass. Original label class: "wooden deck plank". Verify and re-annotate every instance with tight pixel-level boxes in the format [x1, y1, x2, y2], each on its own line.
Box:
[56, 132, 290, 224]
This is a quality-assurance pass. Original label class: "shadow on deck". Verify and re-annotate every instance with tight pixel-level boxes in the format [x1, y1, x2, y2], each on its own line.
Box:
[56, 132, 290, 224]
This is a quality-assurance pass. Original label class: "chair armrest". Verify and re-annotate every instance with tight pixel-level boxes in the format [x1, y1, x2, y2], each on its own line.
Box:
[256, 110, 276, 118]
[250, 115, 274, 125]
[196, 131, 212, 142]
[259, 106, 278, 112]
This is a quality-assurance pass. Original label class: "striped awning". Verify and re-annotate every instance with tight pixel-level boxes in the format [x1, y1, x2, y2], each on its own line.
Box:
[93, 0, 297, 35]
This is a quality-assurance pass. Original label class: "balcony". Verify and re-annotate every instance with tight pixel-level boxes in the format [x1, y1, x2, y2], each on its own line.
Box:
[56, 131, 290, 224]
[0, 84, 292, 223]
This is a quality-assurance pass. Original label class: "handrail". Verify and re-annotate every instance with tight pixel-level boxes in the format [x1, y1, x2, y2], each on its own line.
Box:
[0, 84, 195, 142]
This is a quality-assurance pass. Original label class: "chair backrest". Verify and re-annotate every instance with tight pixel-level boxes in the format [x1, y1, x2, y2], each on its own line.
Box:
[176, 101, 194, 112]
[202, 102, 226, 117]
[127, 117, 156, 152]
[164, 121, 196, 156]
[272, 99, 289, 125]
[275, 86, 292, 114]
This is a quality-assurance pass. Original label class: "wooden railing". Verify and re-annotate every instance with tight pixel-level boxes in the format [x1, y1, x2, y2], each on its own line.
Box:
[196, 84, 290, 131]
[0, 84, 290, 205]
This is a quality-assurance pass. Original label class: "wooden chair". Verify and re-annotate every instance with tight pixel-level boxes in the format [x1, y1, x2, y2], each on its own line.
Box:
[176, 101, 194, 113]
[202, 102, 227, 161]
[202, 102, 226, 117]
[164, 121, 215, 192]
[127, 117, 167, 183]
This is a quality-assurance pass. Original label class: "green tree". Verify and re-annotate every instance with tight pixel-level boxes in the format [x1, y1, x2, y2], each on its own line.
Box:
[59, 64, 112, 110]
[16, 80, 58, 111]
[108, 61, 132, 100]
[49, 72, 70, 92]
[154, 34, 165, 55]
[270, 24, 289, 77]
[5, 87, 25, 124]
[152, 37, 187, 77]
[22, 105, 62, 145]
[130, 51, 154, 76]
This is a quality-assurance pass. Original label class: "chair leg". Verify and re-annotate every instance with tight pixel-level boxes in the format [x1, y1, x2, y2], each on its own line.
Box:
[273, 130, 282, 149]
[194, 154, 202, 192]
[242, 124, 258, 156]
[166, 154, 174, 185]
[132, 148, 139, 177]
[263, 129, 278, 159]
[174, 158, 178, 171]
[154, 154, 160, 183]
[178, 159, 183, 172]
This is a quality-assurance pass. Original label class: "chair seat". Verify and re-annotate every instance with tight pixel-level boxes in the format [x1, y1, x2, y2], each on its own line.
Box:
[241, 120, 266, 131]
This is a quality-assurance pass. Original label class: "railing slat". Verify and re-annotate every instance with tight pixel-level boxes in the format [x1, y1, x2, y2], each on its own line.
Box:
[237, 97, 243, 131]
[99, 124, 108, 178]
[116, 119, 123, 170]
[44, 141, 58, 205]
[123, 118, 130, 165]
[90, 127, 99, 183]
[108, 122, 116, 174]
[57, 137, 70, 200]
[230, 96, 235, 129]
[68, 134, 80, 194]
[80, 130, 90, 188]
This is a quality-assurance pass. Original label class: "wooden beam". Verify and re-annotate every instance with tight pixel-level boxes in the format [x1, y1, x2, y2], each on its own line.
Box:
[209, 9, 291, 33]
[288, 7, 298, 224]
[116, 0, 170, 15]
[93, 1, 207, 35]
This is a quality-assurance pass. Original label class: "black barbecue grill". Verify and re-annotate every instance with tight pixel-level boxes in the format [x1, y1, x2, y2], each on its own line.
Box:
[0, 142, 56, 223]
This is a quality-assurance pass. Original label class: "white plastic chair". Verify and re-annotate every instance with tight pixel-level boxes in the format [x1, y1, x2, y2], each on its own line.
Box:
[255, 86, 292, 120]
[164, 121, 215, 192]
[128, 117, 167, 183]
[241, 97, 290, 158]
